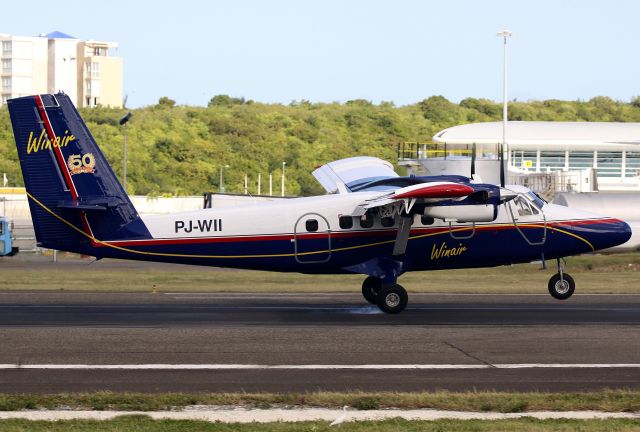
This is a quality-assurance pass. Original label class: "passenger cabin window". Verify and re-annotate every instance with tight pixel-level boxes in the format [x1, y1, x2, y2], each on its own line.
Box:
[421, 215, 435, 225]
[360, 215, 374, 228]
[339, 215, 353, 229]
[381, 217, 395, 227]
[305, 219, 319, 232]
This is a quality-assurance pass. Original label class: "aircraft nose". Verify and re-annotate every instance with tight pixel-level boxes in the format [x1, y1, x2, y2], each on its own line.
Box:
[599, 218, 632, 249]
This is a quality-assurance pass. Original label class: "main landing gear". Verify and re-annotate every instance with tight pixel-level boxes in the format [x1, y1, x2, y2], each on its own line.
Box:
[548, 258, 575, 300]
[362, 276, 408, 314]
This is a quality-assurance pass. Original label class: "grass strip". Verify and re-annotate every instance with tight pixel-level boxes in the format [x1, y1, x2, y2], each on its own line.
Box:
[0, 252, 639, 293]
[0, 390, 639, 412]
[1, 417, 640, 432]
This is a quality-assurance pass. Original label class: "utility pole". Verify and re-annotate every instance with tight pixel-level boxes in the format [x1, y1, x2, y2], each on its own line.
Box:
[281, 161, 286, 197]
[497, 29, 512, 186]
[219, 164, 229, 193]
[119, 112, 132, 191]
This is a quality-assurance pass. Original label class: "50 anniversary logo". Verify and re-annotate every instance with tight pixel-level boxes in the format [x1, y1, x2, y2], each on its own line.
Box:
[25, 130, 94, 176]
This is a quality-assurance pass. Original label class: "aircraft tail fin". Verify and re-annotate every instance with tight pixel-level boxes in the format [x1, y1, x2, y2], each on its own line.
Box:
[7, 93, 151, 253]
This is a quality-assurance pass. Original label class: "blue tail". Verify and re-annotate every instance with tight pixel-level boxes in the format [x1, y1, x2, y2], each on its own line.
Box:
[8, 93, 151, 254]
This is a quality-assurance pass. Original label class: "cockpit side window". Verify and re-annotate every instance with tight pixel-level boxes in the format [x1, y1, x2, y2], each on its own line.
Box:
[514, 196, 539, 216]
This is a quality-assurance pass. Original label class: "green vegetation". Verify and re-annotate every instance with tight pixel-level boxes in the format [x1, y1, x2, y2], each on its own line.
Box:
[0, 390, 639, 412]
[1, 253, 638, 293]
[2, 95, 640, 196]
[1, 417, 640, 432]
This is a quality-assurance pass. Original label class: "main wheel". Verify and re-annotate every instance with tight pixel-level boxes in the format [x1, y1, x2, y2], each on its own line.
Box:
[548, 273, 575, 300]
[362, 276, 382, 304]
[377, 283, 408, 314]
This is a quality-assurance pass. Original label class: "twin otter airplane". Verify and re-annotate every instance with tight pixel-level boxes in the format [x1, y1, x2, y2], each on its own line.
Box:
[8, 93, 632, 313]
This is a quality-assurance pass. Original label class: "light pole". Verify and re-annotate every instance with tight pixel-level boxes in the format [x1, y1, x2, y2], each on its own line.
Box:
[281, 161, 286, 197]
[119, 112, 132, 192]
[497, 29, 512, 186]
[219, 164, 229, 193]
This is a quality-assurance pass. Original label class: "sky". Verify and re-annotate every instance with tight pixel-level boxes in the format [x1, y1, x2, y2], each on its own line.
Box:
[4, 0, 640, 108]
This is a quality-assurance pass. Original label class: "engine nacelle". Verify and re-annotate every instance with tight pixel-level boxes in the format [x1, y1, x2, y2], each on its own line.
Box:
[424, 204, 497, 223]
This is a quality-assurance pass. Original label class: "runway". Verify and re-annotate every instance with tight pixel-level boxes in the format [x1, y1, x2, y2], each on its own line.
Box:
[0, 291, 639, 393]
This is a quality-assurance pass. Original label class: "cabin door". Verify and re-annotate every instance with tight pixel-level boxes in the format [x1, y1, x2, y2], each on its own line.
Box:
[293, 213, 332, 264]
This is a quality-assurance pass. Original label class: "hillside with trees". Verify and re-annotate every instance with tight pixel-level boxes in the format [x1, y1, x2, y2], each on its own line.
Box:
[2, 95, 640, 196]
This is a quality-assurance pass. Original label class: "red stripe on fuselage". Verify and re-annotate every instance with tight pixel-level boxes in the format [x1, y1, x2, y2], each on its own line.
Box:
[98, 217, 621, 248]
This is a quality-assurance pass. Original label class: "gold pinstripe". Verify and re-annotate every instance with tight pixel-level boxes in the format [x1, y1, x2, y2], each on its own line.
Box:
[27, 191, 595, 259]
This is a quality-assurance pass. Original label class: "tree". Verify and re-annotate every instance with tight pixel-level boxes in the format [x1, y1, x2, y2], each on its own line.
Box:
[208, 94, 245, 107]
[157, 96, 176, 108]
[419, 95, 464, 126]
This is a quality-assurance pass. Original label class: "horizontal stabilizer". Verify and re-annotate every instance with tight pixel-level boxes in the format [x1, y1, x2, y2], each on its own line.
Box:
[57, 202, 108, 211]
[57, 195, 128, 212]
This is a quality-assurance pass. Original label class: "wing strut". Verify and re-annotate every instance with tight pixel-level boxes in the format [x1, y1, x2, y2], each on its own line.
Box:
[392, 216, 413, 256]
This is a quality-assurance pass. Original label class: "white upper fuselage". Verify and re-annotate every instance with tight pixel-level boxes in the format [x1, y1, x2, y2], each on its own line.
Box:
[138, 187, 610, 241]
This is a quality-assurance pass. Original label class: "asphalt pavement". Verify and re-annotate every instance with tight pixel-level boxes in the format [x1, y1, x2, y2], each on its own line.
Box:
[0, 291, 639, 392]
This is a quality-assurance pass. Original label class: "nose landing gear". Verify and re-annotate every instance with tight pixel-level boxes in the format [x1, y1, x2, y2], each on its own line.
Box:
[548, 258, 575, 300]
[361, 276, 408, 314]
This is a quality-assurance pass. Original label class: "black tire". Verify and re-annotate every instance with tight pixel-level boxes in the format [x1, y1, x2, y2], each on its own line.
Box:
[377, 283, 408, 314]
[548, 273, 575, 300]
[362, 276, 382, 304]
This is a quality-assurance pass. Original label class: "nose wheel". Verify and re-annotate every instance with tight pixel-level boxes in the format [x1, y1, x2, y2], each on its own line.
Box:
[548, 258, 575, 300]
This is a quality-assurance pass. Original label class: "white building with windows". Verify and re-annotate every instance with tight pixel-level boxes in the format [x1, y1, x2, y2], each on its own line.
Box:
[0, 34, 48, 105]
[0, 31, 122, 108]
[398, 121, 640, 196]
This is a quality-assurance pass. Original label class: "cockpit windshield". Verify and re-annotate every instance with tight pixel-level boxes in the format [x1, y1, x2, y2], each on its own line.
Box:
[526, 191, 546, 209]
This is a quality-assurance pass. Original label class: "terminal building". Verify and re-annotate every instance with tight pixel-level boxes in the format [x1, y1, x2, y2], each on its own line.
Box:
[399, 121, 640, 197]
[1, 31, 122, 108]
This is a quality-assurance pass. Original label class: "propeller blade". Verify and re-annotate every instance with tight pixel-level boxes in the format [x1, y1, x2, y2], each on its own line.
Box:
[499, 142, 505, 187]
[470, 142, 476, 178]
